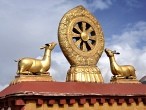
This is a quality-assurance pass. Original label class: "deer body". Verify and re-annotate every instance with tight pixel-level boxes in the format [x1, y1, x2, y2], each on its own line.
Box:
[105, 48, 136, 78]
[16, 42, 57, 75]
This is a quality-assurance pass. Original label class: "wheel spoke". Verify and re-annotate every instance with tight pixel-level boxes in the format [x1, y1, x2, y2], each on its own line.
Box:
[75, 39, 82, 47]
[72, 32, 81, 38]
[89, 35, 96, 41]
[86, 27, 93, 34]
[82, 22, 86, 31]
[82, 42, 87, 51]
[74, 24, 82, 33]
[72, 22, 96, 51]
[87, 41, 94, 50]
[81, 42, 87, 51]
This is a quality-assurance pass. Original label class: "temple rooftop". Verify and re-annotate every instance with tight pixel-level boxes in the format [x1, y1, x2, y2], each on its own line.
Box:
[0, 81, 146, 98]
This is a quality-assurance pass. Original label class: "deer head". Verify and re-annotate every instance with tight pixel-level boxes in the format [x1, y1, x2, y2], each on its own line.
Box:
[105, 48, 120, 57]
[40, 42, 57, 50]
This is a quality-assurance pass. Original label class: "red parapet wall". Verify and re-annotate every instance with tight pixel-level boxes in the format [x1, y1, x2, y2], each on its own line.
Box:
[0, 82, 146, 109]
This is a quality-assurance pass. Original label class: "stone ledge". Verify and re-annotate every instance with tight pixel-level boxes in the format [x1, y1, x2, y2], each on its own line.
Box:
[110, 78, 140, 83]
[10, 74, 54, 85]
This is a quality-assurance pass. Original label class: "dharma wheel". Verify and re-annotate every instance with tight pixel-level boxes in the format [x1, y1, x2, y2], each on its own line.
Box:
[58, 6, 104, 82]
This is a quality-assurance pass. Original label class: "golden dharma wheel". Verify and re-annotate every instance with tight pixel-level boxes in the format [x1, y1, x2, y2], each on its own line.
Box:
[58, 6, 104, 82]
[58, 6, 104, 66]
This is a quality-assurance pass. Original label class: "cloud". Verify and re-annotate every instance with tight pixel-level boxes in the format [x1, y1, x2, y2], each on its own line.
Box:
[49, 52, 69, 81]
[99, 21, 146, 82]
[124, 0, 142, 8]
[85, 0, 112, 11]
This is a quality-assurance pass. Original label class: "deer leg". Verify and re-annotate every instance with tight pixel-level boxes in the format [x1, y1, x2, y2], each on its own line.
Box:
[18, 67, 32, 75]
[20, 71, 33, 75]
[128, 75, 136, 79]
[115, 75, 125, 79]
[39, 69, 48, 74]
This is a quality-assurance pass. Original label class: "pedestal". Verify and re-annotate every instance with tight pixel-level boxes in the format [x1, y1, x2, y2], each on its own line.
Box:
[10, 74, 54, 85]
[110, 78, 140, 83]
[66, 66, 104, 83]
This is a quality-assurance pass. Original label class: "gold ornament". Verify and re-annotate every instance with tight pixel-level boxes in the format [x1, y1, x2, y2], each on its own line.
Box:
[16, 42, 57, 75]
[105, 48, 136, 80]
[58, 6, 104, 82]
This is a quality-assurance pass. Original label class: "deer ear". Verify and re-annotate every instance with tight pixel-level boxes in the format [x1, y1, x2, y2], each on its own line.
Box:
[116, 52, 120, 54]
[113, 51, 120, 54]
[45, 44, 49, 46]
[105, 48, 109, 52]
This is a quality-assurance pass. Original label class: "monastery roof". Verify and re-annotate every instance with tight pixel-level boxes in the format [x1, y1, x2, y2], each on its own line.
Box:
[0, 81, 146, 99]
[140, 76, 146, 84]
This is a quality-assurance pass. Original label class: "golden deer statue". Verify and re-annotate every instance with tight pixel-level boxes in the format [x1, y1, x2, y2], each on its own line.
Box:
[16, 42, 57, 75]
[105, 48, 136, 79]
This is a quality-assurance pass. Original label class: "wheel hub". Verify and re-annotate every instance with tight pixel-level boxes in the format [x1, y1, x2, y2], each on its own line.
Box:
[81, 32, 89, 41]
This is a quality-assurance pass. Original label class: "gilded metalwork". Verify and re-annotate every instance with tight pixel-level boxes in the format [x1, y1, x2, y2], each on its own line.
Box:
[105, 48, 136, 80]
[58, 6, 104, 82]
[16, 42, 57, 75]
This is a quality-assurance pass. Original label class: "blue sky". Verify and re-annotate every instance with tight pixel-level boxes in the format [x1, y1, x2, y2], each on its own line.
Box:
[93, 0, 146, 38]
[0, 0, 146, 90]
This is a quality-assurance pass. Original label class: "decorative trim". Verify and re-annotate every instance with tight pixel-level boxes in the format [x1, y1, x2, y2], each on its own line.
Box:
[48, 99, 56, 105]
[37, 99, 43, 105]
[118, 99, 125, 104]
[109, 98, 115, 105]
[79, 98, 86, 104]
[0, 96, 146, 107]
[69, 99, 76, 105]
[15, 99, 25, 105]
[90, 98, 96, 104]
[59, 99, 66, 105]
